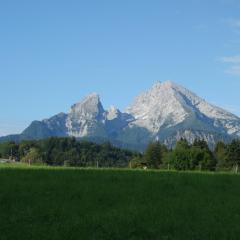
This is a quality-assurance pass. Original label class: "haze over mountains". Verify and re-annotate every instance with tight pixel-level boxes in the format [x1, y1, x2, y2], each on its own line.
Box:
[1, 81, 240, 150]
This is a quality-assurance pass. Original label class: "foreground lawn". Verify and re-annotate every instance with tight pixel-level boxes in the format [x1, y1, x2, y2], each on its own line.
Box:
[1, 165, 240, 239]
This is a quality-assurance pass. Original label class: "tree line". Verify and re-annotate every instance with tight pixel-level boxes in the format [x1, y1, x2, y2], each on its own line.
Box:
[0, 137, 138, 167]
[0, 137, 240, 172]
[131, 139, 240, 172]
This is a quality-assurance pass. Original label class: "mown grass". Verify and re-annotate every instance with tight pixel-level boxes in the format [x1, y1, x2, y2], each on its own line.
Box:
[1, 164, 240, 240]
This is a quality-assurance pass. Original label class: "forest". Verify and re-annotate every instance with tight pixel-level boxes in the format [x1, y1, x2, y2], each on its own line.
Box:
[0, 137, 240, 172]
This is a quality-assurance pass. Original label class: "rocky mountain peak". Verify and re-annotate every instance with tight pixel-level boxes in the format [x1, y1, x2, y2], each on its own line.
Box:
[127, 80, 240, 138]
[3, 80, 240, 151]
[126, 81, 188, 133]
[152, 80, 175, 89]
[66, 93, 106, 137]
[70, 93, 104, 115]
[107, 106, 121, 120]
[83, 92, 100, 102]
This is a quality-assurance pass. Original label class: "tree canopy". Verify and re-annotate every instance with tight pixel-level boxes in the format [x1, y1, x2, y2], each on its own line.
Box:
[1, 137, 240, 172]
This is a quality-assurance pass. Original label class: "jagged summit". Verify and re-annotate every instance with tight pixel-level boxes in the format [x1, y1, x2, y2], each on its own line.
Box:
[107, 106, 121, 120]
[127, 81, 240, 137]
[84, 92, 100, 101]
[126, 81, 189, 133]
[72, 93, 102, 110]
[66, 93, 105, 137]
[152, 80, 175, 89]
[1, 80, 240, 150]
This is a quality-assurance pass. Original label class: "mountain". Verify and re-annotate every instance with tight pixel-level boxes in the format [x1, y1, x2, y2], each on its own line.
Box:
[66, 93, 107, 138]
[1, 81, 239, 150]
[22, 113, 68, 138]
[124, 81, 240, 148]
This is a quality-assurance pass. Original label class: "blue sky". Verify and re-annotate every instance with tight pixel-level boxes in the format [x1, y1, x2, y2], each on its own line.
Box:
[1, 0, 240, 136]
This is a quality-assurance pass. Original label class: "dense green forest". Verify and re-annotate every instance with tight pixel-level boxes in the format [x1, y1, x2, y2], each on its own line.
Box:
[132, 139, 240, 172]
[0, 137, 240, 171]
[0, 137, 138, 167]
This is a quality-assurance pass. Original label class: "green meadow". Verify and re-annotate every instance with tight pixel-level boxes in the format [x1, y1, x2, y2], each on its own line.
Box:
[1, 164, 240, 240]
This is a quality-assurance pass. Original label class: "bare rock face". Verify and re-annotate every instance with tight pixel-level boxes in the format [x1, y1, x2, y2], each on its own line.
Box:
[65, 94, 133, 139]
[126, 81, 189, 133]
[126, 80, 240, 137]
[121, 81, 240, 148]
[3, 80, 240, 150]
[66, 93, 107, 137]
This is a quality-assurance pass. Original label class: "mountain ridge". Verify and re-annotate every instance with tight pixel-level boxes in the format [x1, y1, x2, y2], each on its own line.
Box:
[1, 81, 239, 150]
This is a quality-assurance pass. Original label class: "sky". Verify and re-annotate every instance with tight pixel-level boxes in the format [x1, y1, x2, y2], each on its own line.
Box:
[1, 0, 240, 136]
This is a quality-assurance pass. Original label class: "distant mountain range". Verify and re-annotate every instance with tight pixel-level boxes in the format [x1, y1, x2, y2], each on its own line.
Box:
[1, 81, 240, 150]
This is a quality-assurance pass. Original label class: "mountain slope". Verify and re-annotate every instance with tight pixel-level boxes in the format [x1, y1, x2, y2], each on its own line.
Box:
[127, 81, 240, 136]
[122, 81, 239, 148]
[22, 113, 68, 139]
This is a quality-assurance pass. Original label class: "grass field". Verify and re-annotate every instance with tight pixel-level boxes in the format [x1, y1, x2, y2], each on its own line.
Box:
[1, 164, 240, 240]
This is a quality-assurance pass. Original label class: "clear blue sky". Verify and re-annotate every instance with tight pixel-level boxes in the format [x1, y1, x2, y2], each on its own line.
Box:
[1, 0, 240, 136]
